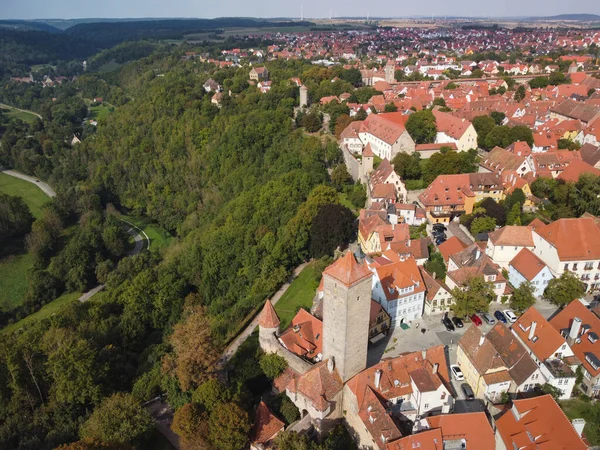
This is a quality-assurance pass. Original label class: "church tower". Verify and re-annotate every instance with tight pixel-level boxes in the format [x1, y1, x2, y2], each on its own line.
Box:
[384, 61, 396, 83]
[322, 252, 373, 382]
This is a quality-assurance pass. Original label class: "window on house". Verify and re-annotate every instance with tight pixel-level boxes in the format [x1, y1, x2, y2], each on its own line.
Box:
[564, 264, 569, 271]
[573, 263, 578, 270]
[424, 403, 429, 409]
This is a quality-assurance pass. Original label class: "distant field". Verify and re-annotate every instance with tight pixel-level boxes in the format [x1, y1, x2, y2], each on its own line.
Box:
[0, 172, 50, 218]
[0, 252, 32, 312]
[184, 25, 314, 41]
[1, 292, 81, 335]
[274, 261, 322, 329]
[31, 64, 57, 72]
[89, 103, 114, 120]
[1, 107, 39, 124]
[121, 215, 174, 252]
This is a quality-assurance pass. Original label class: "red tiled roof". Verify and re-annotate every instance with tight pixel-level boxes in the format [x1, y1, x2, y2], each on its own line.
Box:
[323, 252, 372, 287]
[534, 217, 600, 261]
[425, 412, 495, 450]
[259, 299, 280, 328]
[513, 307, 566, 361]
[496, 395, 588, 450]
[509, 248, 548, 281]
[432, 110, 473, 140]
[488, 226, 534, 247]
[437, 236, 469, 263]
[557, 158, 600, 182]
[292, 360, 344, 412]
[251, 401, 285, 444]
[278, 309, 323, 360]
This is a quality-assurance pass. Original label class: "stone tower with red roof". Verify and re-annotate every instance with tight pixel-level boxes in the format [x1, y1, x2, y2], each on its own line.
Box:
[322, 252, 373, 382]
[258, 299, 280, 353]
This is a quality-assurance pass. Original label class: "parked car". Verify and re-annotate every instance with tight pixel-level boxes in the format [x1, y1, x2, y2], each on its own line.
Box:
[450, 365, 464, 381]
[452, 316, 464, 328]
[503, 310, 518, 323]
[494, 310, 508, 324]
[442, 314, 455, 331]
[432, 223, 447, 231]
[461, 383, 475, 400]
[433, 231, 447, 239]
[470, 314, 483, 326]
[482, 313, 496, 325]
[435, 237, 446, 246]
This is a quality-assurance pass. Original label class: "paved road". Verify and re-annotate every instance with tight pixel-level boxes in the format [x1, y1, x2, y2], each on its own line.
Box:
[219, 261, 310, 366]
[447, 221, 474, 244]
[0, 103, 43, 121]
[1, 169, 56, 198]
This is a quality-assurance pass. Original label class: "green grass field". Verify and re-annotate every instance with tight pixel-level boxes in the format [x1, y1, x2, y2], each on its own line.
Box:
[121, 215, 174, 252]
[1, 106, 39, 125]
[560, 398, 600, 445]
[89, 103, 114, 120]
[0, 172, 51, 218]
[274, 261, 322, 329]
[1, 292, 81, 335]
[96, 61, 123, 73]
[0, 252, 33, 312]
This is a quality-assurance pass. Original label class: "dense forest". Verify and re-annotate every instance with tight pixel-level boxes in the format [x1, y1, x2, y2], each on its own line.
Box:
[0, 38, 364, 450]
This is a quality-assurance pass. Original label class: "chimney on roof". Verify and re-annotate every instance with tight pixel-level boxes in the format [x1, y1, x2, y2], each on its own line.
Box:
[475, 249, 481, 260]
[529, 321, 537, 341]
[421, 349, 427, 360]
[572, 419, 586, 437]
[568, 317, 582, 344]
[374, 369, 383, 389]
[479, 335, 485, 347]
[432, 363, 439, 375]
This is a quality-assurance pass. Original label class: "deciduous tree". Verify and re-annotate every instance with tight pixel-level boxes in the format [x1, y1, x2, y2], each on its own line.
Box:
[544, 271, 586, 307]
[451, 276, 495, 317]
[406, 110, 436, 144]
[510, 281, 536, 313]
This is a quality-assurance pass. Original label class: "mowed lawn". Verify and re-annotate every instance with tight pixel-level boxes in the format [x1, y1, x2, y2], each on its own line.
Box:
[0, 252, 33, 312]
[0, 172, 50, 218]
[560, 399, 600, 445]
[274, 261, 323, 329]
[89, 103, 114, 120]
[121, 215, 174, 253]
[1, 292, 81, 335]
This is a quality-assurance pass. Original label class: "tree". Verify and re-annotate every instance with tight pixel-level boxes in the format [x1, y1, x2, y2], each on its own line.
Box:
[321, 424, 359, 450]
[384, 103, 398, 112]
[260, 353, 288, 379]
[331, 164, 353, 191]
[510, 282, 536, 313]
[354, 109, 368, 121]
[451, 276, 495, 317]
[505, 188, 526, 211]
[506, 202, 522, 226]
[171, 403, 211, 450]
[514, 85, 526, 102]
[162, 306, 219, 391]
[392, 152, 422, 180]
[472, 115, 496, 149]
[334, 114, 352, 138]
[544, 271, 586, 307]
[0, 192, 34, 247]
[406, 110, 437, 144]
[534, 383, 563, 400]
[490, 111, 506, 126]
[275, 431, 313, 450]
[470, 216, 496, 235]
[192, 378, 231, 413]
[309, 204, 356, 258]
[302, 112, 322, 132]
[208, 402, 251, 450]
[340, 68, 362, 85]
[80, 393, 154, 446]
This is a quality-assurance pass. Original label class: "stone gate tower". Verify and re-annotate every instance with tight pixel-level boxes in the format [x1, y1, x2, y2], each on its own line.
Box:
[322, 252, 373, 382]
[384, 61, 395, 83]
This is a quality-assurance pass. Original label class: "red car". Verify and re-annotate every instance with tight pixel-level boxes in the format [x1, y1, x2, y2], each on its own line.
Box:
[470, 314, 483, 326]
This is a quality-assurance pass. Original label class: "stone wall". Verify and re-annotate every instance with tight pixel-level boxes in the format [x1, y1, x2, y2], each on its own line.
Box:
[342, 145, 362, 182]
[259, 327, 312, 374]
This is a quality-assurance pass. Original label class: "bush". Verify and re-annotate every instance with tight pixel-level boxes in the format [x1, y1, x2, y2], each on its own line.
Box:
[259, 353, 288, 379]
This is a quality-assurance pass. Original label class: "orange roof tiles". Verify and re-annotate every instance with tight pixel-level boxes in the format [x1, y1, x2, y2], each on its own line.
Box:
[251, 401, 285, 444]
[359, 113, 408, 145]
[291, 360, 344, 412]
[359, 387, 403, 449]
[513, 307, 566, 361]
[509, 248, 549, 281]
[259, 299, 280, 328]
[534, 217, 600, 261]
[550, 300, 600, 377]
[437, 236, 469, 263]
[432, 110, 473, 140]
[386, 428, 443, 450]
[323, 252, 372, 287]
[425, 412, 495, 450]
[488, 225, 534, 247]
[373, 257, 426, 301]
[557, 158, 600, 182]
[278, 308, 323, 360]
[496, 395, 588, 450]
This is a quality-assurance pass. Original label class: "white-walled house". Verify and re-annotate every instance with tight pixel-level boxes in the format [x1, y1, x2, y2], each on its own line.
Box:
[512, 307, 577, 399]
[356, 112, 416, 160]
[532, 217, 600, 292]
[486, 226, 535, 269]
[387, 203, 427, 226]
[432, 110, 478, 152]
[420, 267, 454, 315]
[369, 256, 426, 327]
[508, 248, 555, 297]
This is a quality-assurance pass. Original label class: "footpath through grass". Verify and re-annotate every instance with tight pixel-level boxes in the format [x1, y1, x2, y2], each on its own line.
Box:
[0, 172, 50, 218]
[121, 215, 174, 253]
[1, 292, 81, 335]
[0, 106, 39, 125]
[274, 261, 324, 329]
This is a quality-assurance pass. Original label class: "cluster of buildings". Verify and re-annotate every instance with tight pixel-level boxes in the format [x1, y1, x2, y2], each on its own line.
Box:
[252, 250, 596, 449]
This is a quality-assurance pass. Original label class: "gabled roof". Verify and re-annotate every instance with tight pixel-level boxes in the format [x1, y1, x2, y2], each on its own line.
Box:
[488, 226, 534, 247]
[432, 109, 474, 139]
[458, 325, 506, 375]
[386, 428, 443, 450]
[251, 401, 285, 444]
[495, 395, 588, 450]
[509, 248, 549, 281]
[580, 143, 600, 166]
[557, 158, 600, 182]
[437, 236, 469, 263]
[290, 360, 343, 412]
[278, 308, 323, 360]
[359, 387, 403, 450]
[359, 113, 409, 145]
[486, 323, 539, 385]
[259, 299, 280, 329]
[424, 413, 495, 450]
[323, 252, 372, 287]
[512, 307, 566, 361]
[373, 257, 425, 301]
[534, 216, 600, 261]
[550, 300, 600, 377]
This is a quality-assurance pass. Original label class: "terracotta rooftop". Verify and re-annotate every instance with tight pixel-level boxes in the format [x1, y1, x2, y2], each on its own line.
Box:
[359, 113, 408, 146]
[432, 109, 473, 140]
[278, 308, 323, 360]
[534, 216, 600, 261]
[250, 401, 285, 444]
[323, 252, 372, 287]
[486, 323, 539, 385]
[509, 248, 548, 281]
[359, 387, 403, 449]
[425, 412, 495, 450]
[557, 158, 600, 182]
[259, 299, 280, 329]
[496, 395, 588, 450]
[550, 300, 600, 377]
[437, 236, 469, 263]
[513, 306, 566, 361]
[290, 360, 344, 412]
[488, 225, 534, 247]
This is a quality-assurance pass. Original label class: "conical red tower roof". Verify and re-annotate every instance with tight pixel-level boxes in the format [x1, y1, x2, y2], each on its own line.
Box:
[259, 299, 280, 328]
[323, 252, 372, 287]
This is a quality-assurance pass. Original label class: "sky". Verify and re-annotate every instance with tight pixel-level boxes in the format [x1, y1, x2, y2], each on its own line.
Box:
[0, 0, 598, 20]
